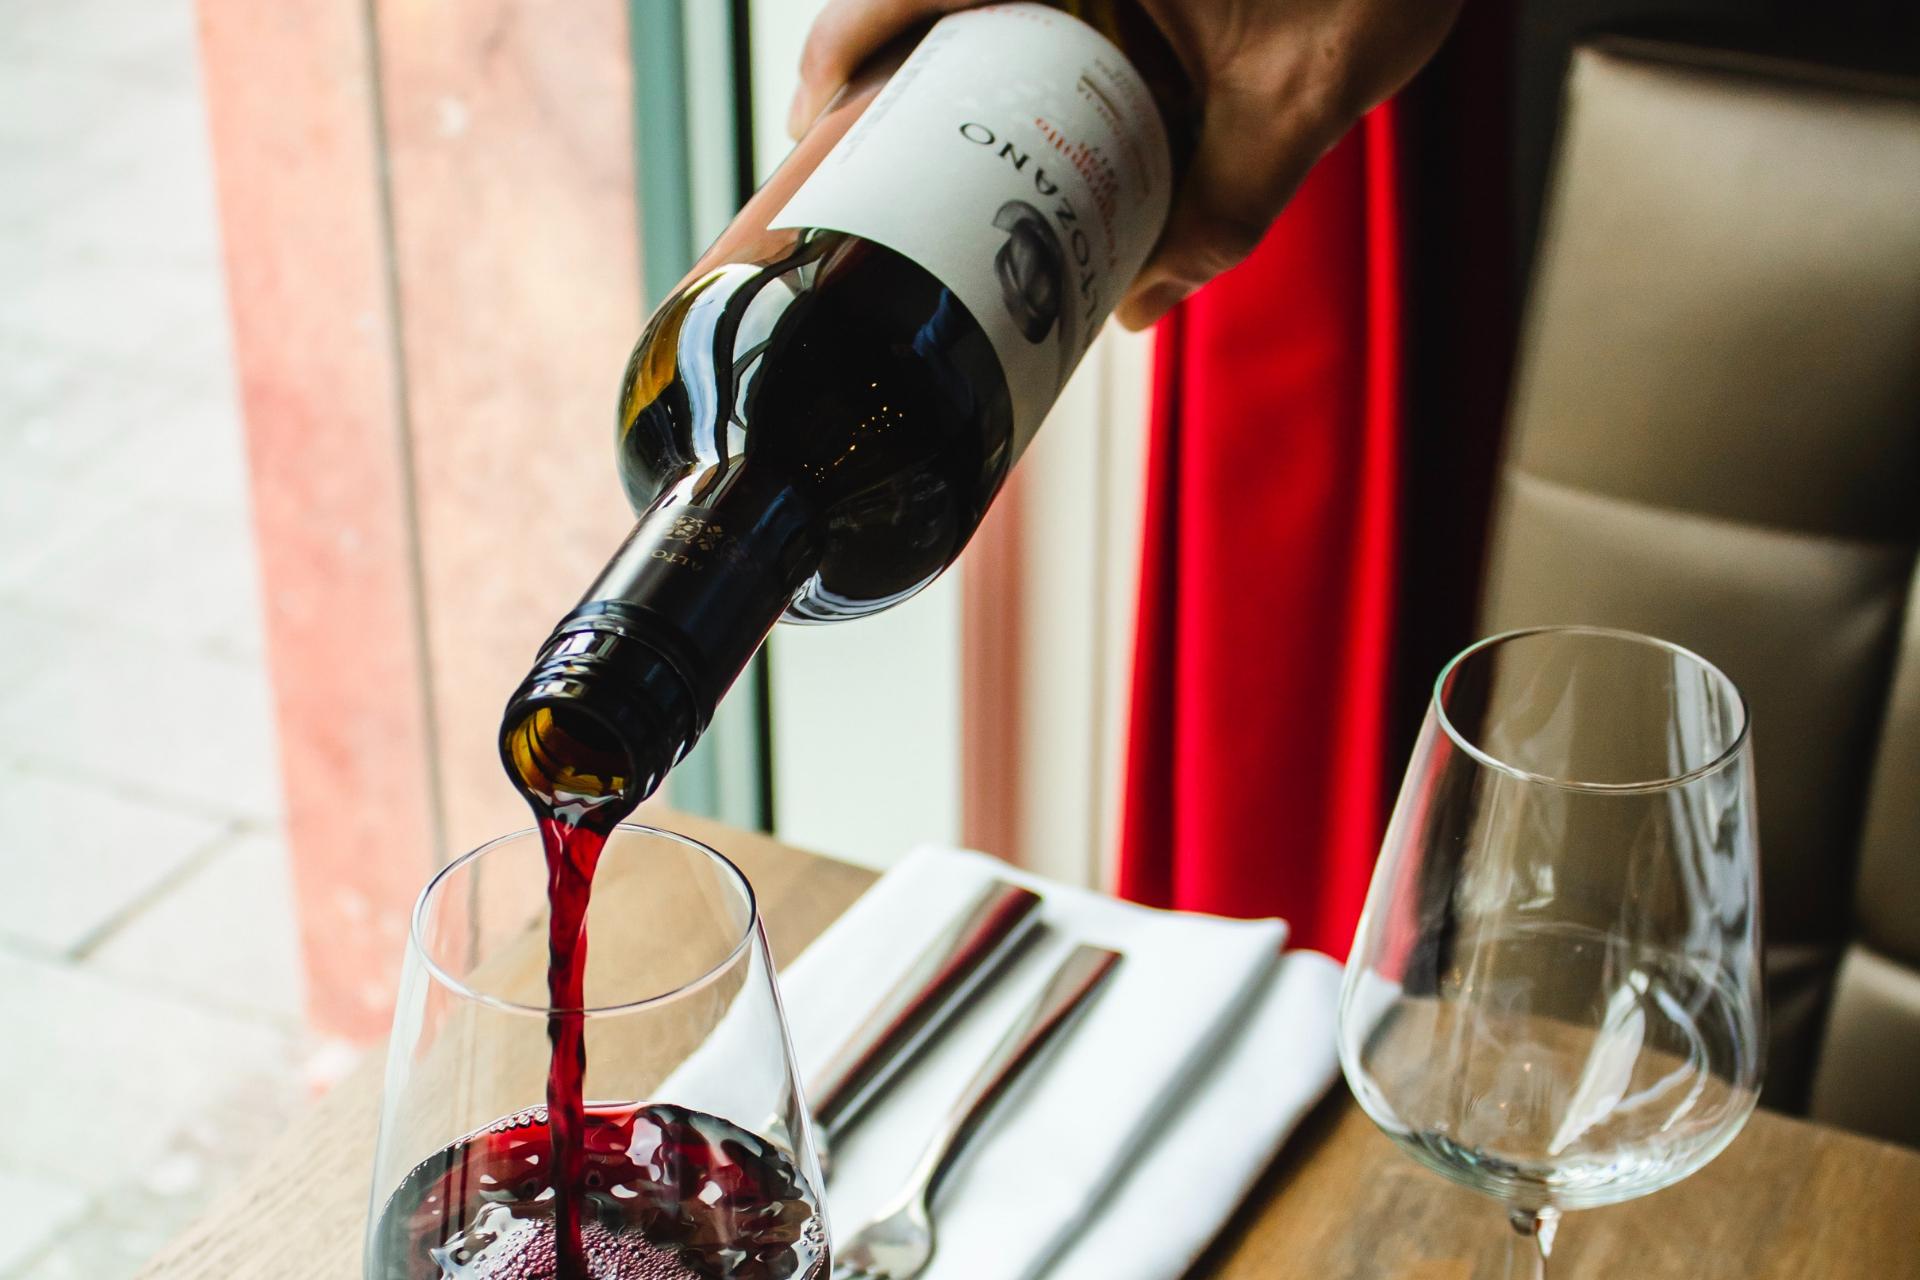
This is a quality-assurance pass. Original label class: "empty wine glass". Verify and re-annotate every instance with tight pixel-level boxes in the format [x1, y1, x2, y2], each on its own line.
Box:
[1339, 627, 1764, 1277]
[365, 823, 830, 1279]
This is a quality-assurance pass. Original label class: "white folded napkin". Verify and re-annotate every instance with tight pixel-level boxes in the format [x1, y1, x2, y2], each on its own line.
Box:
[778, 846, 1343, 1280]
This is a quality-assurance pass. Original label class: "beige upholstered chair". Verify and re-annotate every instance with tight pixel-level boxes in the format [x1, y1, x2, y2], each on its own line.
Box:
[1479, 38, 1920, 1146]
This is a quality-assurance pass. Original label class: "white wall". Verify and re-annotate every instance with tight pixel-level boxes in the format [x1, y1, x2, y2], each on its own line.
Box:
[1004, 325, 1154, 889]
[768, 586, 966, 870]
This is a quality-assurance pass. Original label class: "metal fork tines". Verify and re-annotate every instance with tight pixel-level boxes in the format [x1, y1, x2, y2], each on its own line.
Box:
[831, 943, 1123, 1280]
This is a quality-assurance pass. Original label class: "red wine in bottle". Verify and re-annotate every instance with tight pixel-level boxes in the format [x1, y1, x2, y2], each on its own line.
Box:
[495, 7, 1191, 1275]
[500, 0, 1192, 814]
[368, 1102, 828, 1280]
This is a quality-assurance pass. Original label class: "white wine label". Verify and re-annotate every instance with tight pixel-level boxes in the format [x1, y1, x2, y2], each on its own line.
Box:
[772, 2, 1173, 456]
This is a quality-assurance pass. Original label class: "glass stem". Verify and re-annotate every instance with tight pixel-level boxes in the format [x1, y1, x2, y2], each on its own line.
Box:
[1503, 1206, 1560, 1280]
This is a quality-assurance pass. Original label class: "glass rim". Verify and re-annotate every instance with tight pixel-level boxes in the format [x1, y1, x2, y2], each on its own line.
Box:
[1433, 625, 1752, 794]
[409, 821, 760, 1018]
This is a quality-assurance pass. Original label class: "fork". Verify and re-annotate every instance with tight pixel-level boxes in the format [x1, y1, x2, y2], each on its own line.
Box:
[832, 944, 1123, 1280]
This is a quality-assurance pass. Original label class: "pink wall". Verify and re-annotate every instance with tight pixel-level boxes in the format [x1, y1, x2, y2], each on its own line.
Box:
[198, 0, 642, 1040]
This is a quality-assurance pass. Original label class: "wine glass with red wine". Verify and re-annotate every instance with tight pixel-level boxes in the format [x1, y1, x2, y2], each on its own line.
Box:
[365, 824, 830, 1280]
[1339, 627, 1765, 1278]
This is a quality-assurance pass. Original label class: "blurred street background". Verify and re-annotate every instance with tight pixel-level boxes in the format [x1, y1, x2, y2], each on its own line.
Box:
[0, 2, 325, 1273]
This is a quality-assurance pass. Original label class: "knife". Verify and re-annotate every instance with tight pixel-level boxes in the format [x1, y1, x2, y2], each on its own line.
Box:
[811, 878, 1043, 1157]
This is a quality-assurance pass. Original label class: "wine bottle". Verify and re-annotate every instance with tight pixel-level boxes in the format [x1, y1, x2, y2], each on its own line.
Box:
[502, 1, 1192, 814]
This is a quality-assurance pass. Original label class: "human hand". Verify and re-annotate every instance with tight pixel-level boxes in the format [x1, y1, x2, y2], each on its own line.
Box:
[788, 0, 1463, 328]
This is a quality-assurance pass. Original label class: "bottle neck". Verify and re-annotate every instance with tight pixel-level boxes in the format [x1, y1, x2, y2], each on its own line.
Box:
[500, 468, 818, 815]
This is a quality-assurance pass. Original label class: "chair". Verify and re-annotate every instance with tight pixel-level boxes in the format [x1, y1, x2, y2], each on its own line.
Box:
[1479, 37, 1920, 1145]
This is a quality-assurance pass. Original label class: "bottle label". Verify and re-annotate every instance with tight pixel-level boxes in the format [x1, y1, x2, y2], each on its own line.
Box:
[772, 3, 1173, 455]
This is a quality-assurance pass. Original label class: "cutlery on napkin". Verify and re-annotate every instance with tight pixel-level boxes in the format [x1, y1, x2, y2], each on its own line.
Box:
[836, 945, 1123, 1280]
[780, 846, 1344, 1280]
[812, 879, 1043, 1155]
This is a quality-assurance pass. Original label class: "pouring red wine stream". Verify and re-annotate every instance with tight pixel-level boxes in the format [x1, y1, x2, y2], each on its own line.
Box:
[539, 812, 615, 1279]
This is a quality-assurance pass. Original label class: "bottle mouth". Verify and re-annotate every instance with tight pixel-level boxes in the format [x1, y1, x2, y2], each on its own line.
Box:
[501, 701, 638, 808]
[499, 612, 703, 814]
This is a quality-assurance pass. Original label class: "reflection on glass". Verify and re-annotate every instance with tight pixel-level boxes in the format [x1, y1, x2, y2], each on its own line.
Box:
[1340, 627, 1764, 1277]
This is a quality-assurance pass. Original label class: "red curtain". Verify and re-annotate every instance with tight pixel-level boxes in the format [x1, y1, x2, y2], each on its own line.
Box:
[1118, 105, 1404, 958]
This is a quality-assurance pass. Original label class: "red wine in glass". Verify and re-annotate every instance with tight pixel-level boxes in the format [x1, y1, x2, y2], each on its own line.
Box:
[369, 1101, 828, 1280]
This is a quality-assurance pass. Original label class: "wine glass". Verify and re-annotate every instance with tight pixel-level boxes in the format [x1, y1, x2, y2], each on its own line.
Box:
[365, 823, 830, 1279]
[1339, 627, 1764, 1277]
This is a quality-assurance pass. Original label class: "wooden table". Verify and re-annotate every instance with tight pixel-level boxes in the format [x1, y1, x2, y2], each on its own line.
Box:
[139, 813, 1920, 1278]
